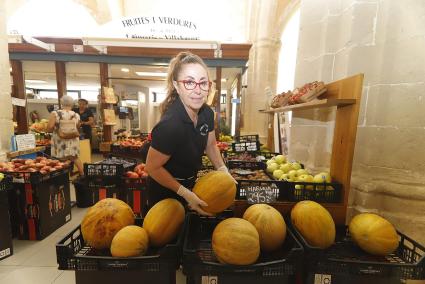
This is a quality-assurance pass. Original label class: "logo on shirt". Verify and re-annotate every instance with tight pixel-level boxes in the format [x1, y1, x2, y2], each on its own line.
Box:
[199, 124, 209, 136]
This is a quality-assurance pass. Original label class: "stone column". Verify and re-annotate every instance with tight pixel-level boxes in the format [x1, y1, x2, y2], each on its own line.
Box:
[0, 1, 14, 161]
[241, 0, 282, 144]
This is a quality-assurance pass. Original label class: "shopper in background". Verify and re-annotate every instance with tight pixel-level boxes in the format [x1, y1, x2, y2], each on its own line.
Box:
[74, 98, 94, 142]
[145, 51, 234, 216]
[47, 95, 84, 175]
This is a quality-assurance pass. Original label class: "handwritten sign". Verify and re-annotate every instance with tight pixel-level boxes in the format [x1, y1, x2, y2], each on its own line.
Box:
[103, 87, 117, 104]
[232, 141, 260, 152]
[15, 134, 36, 151]
[242, 183, 279, 204]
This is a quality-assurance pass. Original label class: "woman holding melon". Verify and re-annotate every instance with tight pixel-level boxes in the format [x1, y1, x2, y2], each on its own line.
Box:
[145, 52, 233, 216]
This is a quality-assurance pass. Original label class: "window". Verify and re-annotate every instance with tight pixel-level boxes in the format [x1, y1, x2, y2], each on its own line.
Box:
[81, 90, 99, 102]
[221, 93, 227, 104]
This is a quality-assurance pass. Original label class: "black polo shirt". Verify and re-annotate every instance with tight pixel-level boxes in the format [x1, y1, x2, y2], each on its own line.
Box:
[74, 108, 94, 139]
[151, 96, 214, 179]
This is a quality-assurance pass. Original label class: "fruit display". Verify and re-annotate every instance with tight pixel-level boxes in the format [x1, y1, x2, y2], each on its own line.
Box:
[197, 168, 214, 179]
[143, 198, 185, 247]
[0, 157, 70, 175]
[243, 204, 287, 252]
[229, 169, 271, 181]
[81, 198, 135, 249]
[212, 217, 260, 265]
[270, 81, 326, 108]
[349, 213, 399, 256]
[29, 119, 49, 133]
[218, 134, 233, 143]
[114, 138, 148, 148]
[201, 155, 213, 167]
[216, 141, 229, 152]
[35, 138, 51, 146]
[291, 200, 336, 249]
[110, 225, 149, 257]
[124, 163, 148, 178]
[192, 171, 236, 214]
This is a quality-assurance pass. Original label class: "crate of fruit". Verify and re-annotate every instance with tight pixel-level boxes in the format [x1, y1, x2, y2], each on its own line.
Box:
[84, 157, 136, 178]
[234, 134, 259, 143]
[182, 213, 303, 284]
[228, 161, 286, 203]
[56, 211, 185, 284]
[231, 140, 261, 153]
[121, 164, 148, 216]
[224, 151, 280, 162]
[291, 220, 425, 284]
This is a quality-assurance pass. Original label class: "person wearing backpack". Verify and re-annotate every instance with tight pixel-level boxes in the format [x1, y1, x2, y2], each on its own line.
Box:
[47, 95, 84, 175]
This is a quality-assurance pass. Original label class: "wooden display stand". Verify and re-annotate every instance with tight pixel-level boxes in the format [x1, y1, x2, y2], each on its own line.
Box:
[239, 74, 364, 225]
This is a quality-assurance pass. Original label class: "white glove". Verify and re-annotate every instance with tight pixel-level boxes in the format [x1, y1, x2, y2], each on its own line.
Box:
[217, 165, 238, 184]
[177, 185, 212, 216]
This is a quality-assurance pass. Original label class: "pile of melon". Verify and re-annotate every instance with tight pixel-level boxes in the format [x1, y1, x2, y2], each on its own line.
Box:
[81, 198, 185, 257]
[290, 200, 399, 256]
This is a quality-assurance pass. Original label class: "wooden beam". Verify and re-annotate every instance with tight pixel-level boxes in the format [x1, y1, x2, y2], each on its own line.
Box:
[100, 62, 112, 142]
[235, 73, 242, 137]
[215, 67, 222, 139]
[55, 61, 67, 106]
[10, 60, 28, 134]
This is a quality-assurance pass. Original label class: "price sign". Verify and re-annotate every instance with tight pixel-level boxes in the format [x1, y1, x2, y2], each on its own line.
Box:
[232, 141, 260, 152]
[243, 183, 278, 204]
[15, 134, 36, 151]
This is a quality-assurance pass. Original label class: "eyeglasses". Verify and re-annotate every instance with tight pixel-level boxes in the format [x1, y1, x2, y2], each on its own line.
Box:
[176, 80, 212, 91]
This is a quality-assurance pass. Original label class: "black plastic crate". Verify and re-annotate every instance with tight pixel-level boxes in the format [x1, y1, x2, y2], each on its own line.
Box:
[182, 214, 303, 284]
[234, 134, 259, 143]
[121, 177, 147, 216]
[284, 181, 342, 203]
[224, 151, 280, 162]
[291, 223, 425, 284]
[56, 217, 185, 284]
[6, 167, 71, 184]
[84, 158, 136, 178]
[0, 177, 13, 260]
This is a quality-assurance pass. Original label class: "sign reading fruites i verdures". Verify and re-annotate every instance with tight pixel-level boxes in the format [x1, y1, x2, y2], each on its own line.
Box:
[100, 16, 200, 40]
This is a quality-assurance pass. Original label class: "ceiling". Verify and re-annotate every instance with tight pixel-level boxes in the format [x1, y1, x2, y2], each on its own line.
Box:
[21, 61, 241, 92]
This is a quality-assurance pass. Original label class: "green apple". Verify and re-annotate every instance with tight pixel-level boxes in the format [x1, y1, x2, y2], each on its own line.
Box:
[274, 155, 286, 165]
[296, 169, 309, 176]
[273, 169, 284, 180]
[297, 174, 314, 190]
[267, 162, 279, 173]
[313, 172, 332, 190]
[291, 162, 302, 171]
[266, 159, 275, 166]
[287, 170, 298, 181]
[0, 173, 4, 182]
[278, 173, 289, 181]
[279, 163, 292, 173]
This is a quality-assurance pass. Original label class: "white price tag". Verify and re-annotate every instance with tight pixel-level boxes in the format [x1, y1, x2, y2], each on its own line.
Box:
[11, 97, 26, 107]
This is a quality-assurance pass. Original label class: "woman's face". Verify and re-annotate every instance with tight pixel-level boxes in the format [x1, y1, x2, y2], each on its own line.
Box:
[173, 63, 210, 112]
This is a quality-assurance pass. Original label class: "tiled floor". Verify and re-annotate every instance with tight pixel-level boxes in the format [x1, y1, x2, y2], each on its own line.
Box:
[0, 184, 187, 284]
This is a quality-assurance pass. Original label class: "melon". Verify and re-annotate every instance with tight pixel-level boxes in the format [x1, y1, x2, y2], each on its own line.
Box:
[349, 213, 399, 256]
[81, 198, 134, 249]
[192, 171, 236, 214]
[212, 218, 260, 265]
[243, 204, 287, 252]
[110, 225, 149, 257]
[143, 198, 185, 247]
[291, 200, 335, 249]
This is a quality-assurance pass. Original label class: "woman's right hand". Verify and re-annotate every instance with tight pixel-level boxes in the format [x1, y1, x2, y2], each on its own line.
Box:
[177, 185, 212, 216]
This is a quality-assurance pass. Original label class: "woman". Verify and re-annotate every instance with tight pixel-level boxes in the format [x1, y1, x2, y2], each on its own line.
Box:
[145, 52, 233, 216]
[47, 95, 84, 175]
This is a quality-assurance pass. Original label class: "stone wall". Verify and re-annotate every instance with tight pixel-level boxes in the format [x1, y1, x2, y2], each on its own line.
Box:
[293, 0, 425, 244]
[0, 1, 14, 160]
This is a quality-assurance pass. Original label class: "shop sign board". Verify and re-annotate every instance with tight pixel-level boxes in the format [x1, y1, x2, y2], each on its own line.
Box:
[98, 16, 200, 40]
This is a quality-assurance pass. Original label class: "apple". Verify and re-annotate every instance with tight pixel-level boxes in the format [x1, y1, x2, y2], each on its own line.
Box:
[279, 163, 292, 173]
[287, 170, 299, 181]
[273, 169, 284, 180]
[313, 172, 332, 190]
[0, 173, 4, 181]
[266, 159, 275, 166]
[267, 162, 279, 173]
[291, 162, 302, 171]
[274, 155, 286, 165]
[296, 169, 309, 176]
[297, 174, 314, 190]
[278, 174, 291, 181]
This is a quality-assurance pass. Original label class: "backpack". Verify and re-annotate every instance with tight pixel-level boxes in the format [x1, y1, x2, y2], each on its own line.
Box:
[57, 110, 80, 139]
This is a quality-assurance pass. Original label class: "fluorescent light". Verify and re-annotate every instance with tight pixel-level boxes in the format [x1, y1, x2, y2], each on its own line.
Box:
[121, 68, 130, 73]
[25, 79, 47, 84]
[135, 72, 167, 77]
[82, 37, 219, 50]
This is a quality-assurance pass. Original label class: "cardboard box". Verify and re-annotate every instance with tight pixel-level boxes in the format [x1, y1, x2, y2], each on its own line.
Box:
[0, 189, 13, 260]
[8, 170, 72, 240]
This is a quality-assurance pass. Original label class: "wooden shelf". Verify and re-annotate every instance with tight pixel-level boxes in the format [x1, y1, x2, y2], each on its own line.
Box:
[259, 98, 356, 114]
[7, 146, 46, 158]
